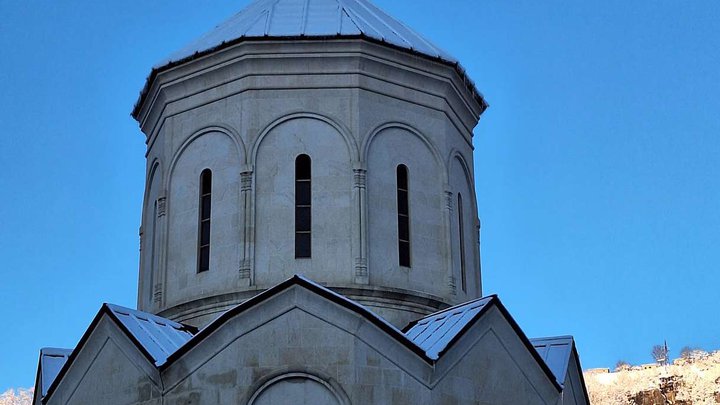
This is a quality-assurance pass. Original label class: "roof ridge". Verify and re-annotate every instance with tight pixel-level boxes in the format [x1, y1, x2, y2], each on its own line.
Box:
[530, 335, 575, 342]
[338, 0, 383, 39]
[162, 274, 431, 369]
[417, 295, 495, 321]
[350, 0, 411, 47]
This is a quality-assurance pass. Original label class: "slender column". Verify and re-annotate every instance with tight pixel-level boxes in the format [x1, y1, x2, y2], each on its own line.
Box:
[353, 167, 369, 284]
[239, 170, 254, 285]
[443, 189, 456, 295]
[154, 195, 167, 307]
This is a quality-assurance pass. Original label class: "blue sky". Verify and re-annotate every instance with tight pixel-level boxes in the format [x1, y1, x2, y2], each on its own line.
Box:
[1, 0, 718, 391]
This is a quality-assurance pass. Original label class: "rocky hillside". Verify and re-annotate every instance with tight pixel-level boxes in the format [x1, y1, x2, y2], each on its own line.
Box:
[0, 389, 32, 405]
[585, 351, 720, 404]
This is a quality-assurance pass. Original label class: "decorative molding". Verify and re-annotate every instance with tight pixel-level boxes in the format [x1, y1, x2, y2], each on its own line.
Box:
[157, 197, 167, 217]
[444, 190, 454, 211]
[352, 169, 367, 189]
[239, 261, 251, 279]
[153, 284, 163, 304]
[448, 275, 457, 295]
[240, 171, 253, 192]
[354, 257, 368, 278]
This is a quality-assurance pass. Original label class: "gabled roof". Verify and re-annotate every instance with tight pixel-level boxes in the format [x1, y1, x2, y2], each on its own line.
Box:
[531, 335, 591, 404]
[105, 304, 196, 367]
[530, 336, 574, 386]
[403, 295, 563, 392]
[38, 276, 571, 402]
[161, 275, 431, 367]
[157, 0, 457, 69]
[39, 304, 197, 403]
[404, 296, 494, 360]
[36, 348, 72, 398]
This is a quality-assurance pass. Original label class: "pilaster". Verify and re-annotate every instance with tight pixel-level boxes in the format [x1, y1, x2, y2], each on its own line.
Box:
[239, 169, 254, 285]
[443, 188, 456, 296]
[352, 166, 369, 284]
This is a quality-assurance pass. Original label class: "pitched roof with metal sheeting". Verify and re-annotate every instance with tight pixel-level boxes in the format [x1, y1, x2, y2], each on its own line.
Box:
[404, 296, 494, 360]
[38, 277, 572, 403]
[106, 304, 196, 367]
[38, 348, 72, 398]
[530, 336, 575, 386]
[157, 0, 457, 69]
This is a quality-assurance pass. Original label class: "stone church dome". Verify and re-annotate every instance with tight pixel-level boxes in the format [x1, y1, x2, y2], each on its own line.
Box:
[132, 0, 487, 329]
[32, 2, 591, 404]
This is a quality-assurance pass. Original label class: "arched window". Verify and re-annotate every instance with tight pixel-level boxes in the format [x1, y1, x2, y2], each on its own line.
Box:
[397, 165, 410, 267]
[197, 169, 212, 273]
[458, 193, 467, 292]
[295, 155, 311, 258]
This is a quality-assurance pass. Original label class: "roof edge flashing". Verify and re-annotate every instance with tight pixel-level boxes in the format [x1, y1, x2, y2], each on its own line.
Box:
[131, 35, 487, 123]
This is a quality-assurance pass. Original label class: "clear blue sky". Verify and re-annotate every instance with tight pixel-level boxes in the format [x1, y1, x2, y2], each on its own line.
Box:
[1, 0, 718, 392]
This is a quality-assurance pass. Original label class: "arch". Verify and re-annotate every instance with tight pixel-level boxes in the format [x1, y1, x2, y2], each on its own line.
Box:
[448, 150, 479, 215]
[140, 159, 162, 293]
[165, 125, 246, 191]
[250, 112, 360, 167]
[446, 149, 474, 186]
[362, 122, 447, 182]
[142, 158, 162, 211]
[163, 125, 245, 302]
[247, 372, 350, 405]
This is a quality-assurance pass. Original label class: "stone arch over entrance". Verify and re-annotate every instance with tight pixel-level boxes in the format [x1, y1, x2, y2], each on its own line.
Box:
[248, 372, 348, 405]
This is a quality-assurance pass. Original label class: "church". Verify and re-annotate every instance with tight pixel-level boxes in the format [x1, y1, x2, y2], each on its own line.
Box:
[32, 0, 589, 403]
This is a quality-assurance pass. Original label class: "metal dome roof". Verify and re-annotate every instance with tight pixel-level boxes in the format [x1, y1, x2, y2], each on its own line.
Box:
[156, 0, 458, 68]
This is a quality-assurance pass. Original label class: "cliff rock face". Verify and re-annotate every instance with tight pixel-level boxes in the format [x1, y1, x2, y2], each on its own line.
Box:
[586, 352, 720, 404]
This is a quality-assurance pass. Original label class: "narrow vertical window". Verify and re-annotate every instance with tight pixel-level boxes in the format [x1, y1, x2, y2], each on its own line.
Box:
[458, 193, 467, 292]
[397, 165, 410, 267]
[295, 155, 311, 258]
[197, 169, 212, 273]
[150, 199, 157, 298]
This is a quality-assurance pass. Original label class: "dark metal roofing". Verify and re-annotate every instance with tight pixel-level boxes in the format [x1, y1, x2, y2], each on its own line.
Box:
[41, 304, 197, 403]
[156, 0, 457, 69]
[404, 296, 494, 360]
[106, 304, 196, 367]
[530, 336, 574, 386]
[531, 335, 591, 403]
[131, 0, 487, 120]
[38, 348, 72, 398]
[403, 295, 563, 393]
[39, 276, 568, 402]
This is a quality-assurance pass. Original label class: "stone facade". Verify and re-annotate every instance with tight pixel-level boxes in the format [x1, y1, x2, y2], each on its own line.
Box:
[39, 279, 586, 405]
[135, 39, 483, 328]
[32, 1, 590, 404]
